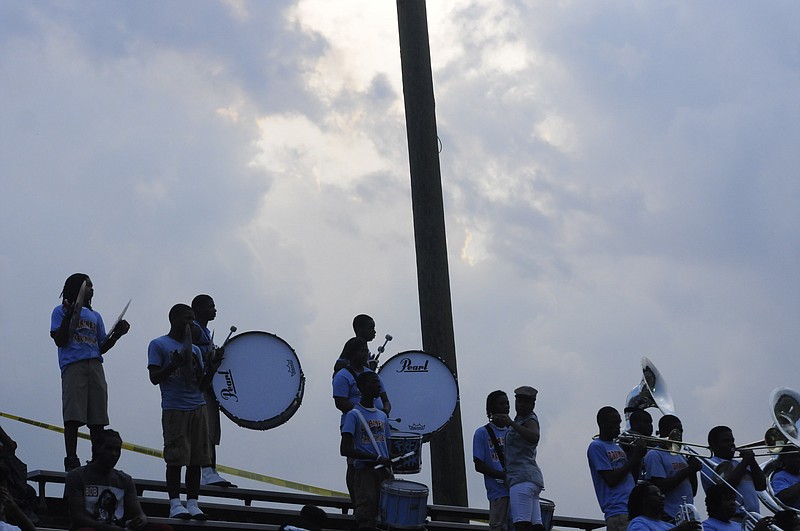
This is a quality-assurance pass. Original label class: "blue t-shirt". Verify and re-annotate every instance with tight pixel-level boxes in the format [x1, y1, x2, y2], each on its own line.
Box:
[51, 305, 108, 372]
[771, 470, 800, 509]
[703, 517, 740, 531]
[473, 423, 509, 501]
[332, 367, 384, 418]
[701, 457, 761, 515]
[628, 516, 673, 531]
[587, 438, 635, 519]
[644, 450, 694, 520]
[147, 335, 205, 411]
[341, 404, 389, 469]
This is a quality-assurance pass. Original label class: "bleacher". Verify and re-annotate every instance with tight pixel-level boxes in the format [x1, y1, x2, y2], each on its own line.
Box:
[29, 470, 605, 530]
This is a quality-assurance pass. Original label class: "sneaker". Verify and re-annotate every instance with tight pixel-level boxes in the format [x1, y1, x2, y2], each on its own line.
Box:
[186, 499, 207, 521]
[201, 466, 237, 488]
[64, 456, 81, 472]
[169, 500, 190, 520]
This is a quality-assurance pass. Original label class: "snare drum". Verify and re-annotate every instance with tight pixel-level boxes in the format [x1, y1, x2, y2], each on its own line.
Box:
[378, 351, 459, 439]
[212, 331, 305, 430]
[387, 432, 422, 474]
[380, 479, 428, 529]
[540, 498, 555, 531]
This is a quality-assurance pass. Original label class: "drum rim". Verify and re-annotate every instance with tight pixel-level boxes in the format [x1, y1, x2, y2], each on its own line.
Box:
[377, 350, 460, 439]
[381, 479, 430, 493]
[215, 330, 306, 431]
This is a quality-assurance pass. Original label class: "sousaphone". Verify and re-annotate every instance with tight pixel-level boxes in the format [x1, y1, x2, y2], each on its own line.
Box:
[624, 357, 675, 420]
[757, 387, 800, 514]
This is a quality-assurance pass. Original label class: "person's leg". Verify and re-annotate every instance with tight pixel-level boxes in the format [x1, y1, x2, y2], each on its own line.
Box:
[489, 496, 510, 531]
[63, 421, 81, 468]
[166, 466, 182, 500]
[166, 465, 189, 519]
[185, 408, 208, 519]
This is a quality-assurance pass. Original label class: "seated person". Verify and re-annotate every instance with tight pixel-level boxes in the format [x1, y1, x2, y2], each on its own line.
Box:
[278, 504, 328, 531]
[627, 482, 700, 531]
[703, 483, 773, 531]
[772, 449, 800, 510]
[65, 429, 172, 531]
[0, 462, 35, 531]
[0, 425, 37, 526]
[774, 510, 800, 531]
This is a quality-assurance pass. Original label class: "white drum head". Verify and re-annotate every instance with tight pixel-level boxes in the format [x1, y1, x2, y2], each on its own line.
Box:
[378, 350, 458, 438]
[213, 331, 305, 430]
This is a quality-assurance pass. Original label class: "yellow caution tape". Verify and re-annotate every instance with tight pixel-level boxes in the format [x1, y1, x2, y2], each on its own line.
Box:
[0, 411, 347, 497]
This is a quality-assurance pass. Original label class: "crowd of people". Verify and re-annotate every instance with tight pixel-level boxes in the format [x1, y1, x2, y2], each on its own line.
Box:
[0, 271, 796, 531]
[471, 392, 800, 531]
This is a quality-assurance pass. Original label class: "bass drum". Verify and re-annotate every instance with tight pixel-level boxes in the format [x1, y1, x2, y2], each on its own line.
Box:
[378, 350, 459, 440]
[212, 331, 305, 430]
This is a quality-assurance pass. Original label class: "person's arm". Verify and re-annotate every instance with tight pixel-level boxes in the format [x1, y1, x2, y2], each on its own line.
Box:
[334, 396, 354, 414]
[474, 458, 504, 480]
[379, 392, 392, 416]
[501, 416, 539, 444]
[596, 442, 646, 487]
[0, 486, 35, 531]
[650, 456, 702, 495]
[745, 451, 767, 491]
[123, 479, 148, 530]
[148, 349, 183, 385]
[51, 305, 73, 347]
[340, 433, 392, 467]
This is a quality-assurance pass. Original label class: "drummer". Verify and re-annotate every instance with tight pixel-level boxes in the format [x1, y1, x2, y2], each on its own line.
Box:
[333, 337, 391, 504]
[334, 314, 378, 374]
[190, 294, 235, 488]
[333, 337, 391, 419]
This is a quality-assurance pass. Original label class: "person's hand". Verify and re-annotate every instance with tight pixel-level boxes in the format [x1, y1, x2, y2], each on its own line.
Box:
[751, 516, 775, 531]
[170, 349, 186, 368]
[491, 414, 512, 428]
[116, 320, 130, 336]
[740, 448, 756, 465]
[125, 514, 148, 530]
[629, 440, 648, 459]
[377, 456, 393, 467]
[675, 521, 702, 531]
[367, 356, 378, 371]
[212, 346, 225, 364]
[687, 456, 702, 471]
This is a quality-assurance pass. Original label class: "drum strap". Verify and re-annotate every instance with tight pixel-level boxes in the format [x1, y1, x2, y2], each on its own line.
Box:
[353, 408, 385, 459]
[485, 423, 506, 469]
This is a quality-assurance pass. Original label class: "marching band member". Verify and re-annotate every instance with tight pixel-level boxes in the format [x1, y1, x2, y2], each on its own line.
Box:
[190, 294, 235, 488]
[703, 483, 773, 531]
[494, 386, 545, 531]
[702, 426, 766, 518]
[333, 314, 378, 374]
[624, 409, 655, 482]
[588, 406, 646, 531]
[644, 415, 701, 522]
[473, 390, 511, 531]
[50, 273, 130, 471]
[627, 482, 701, 531]
[771, 449, 800, 510]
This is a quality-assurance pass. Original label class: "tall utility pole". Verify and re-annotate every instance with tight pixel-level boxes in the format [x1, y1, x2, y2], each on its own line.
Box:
[396, 0, 468, 507]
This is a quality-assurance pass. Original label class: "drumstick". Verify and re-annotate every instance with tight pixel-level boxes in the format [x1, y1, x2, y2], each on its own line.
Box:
[374, 334, 393, 363]
[374, 451, 416, 470]
[222, 326, 237, 347]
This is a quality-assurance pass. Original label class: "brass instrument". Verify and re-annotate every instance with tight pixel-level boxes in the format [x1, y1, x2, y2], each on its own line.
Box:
[624, 357, 675, 420]
[756, 387, 800, 515]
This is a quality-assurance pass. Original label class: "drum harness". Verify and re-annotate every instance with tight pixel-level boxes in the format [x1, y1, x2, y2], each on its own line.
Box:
[485, 423, 506, 474]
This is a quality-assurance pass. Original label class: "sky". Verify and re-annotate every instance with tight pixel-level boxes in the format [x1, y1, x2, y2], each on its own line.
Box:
[1, 0, 800, 522]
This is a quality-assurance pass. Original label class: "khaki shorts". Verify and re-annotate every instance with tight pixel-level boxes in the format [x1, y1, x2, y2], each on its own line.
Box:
[61, 358, 109, 426]
[162, 407, 211, 467]
[203, 389, 221, 445]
